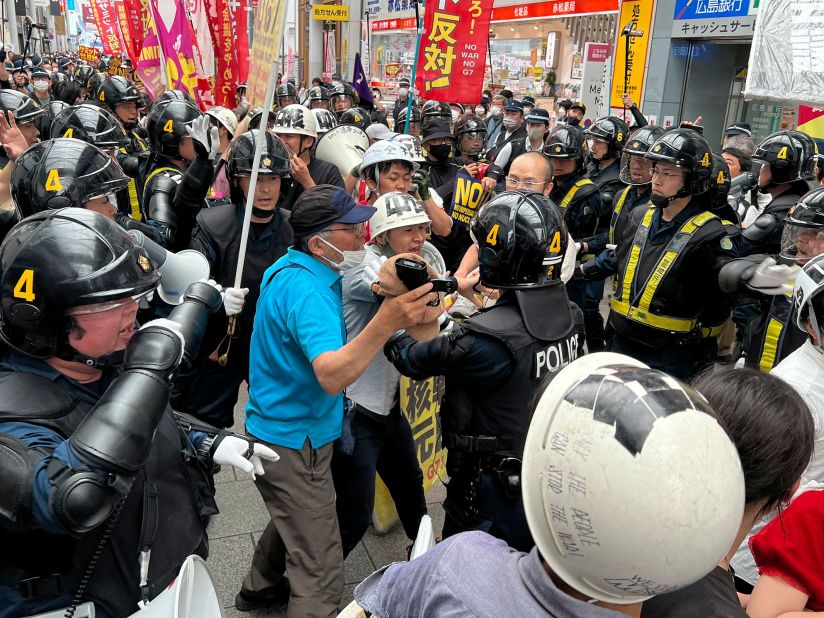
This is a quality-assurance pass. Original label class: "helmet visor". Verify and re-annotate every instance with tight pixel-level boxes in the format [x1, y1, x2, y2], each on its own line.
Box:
[620, 151, 653, 185]
[780, 222, 824, 263]
[66, 291, 151, 316]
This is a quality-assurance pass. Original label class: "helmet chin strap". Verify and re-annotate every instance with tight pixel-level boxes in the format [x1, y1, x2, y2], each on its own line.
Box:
[758, 179, 779, 194]
[60, 347, 126, 369]
[650, 187, 690, 208]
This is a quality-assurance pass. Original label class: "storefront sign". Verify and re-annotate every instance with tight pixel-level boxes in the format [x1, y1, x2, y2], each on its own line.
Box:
[78, 45, 100, 61]
[311, 4, 349, 21]
[385, 62, 401, 77]
[545, 31, 559, 68]
[414, 0, 494, 103]
[672, 0, 758, 38]
[366, 0, 415, 23]
[491, 0, 617, 22]
[371, 16, 416, 30]
[581, 42, 610, 120]
[609, 0, 654, 112]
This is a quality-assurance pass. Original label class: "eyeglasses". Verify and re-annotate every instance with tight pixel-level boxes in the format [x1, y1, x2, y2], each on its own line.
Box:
[505, 176, 548, 190]
[425, 138, 452, 146]
[327, 222, 366, 236]
[651, 166, 685, 179]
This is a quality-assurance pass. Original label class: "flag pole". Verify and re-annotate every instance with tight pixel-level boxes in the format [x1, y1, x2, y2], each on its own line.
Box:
[404, 0, 424, 134]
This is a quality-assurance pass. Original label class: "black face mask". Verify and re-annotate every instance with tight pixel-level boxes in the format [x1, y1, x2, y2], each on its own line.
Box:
[252, 206, 275, 219]
[429, 144, 452, 162]
[566, 117, 581, 127]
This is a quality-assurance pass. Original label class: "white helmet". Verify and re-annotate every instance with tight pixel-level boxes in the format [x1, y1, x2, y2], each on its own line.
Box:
[271, 104, 317, 138]
[359, 140, 420, 180]
[311, 108, 338, 136]
[522, 353, 745, 604]
[794, 253, 824, 341]
[205, 106, 238, 135]
[370, 191, 431, 239]
[391, 133, 426, 162]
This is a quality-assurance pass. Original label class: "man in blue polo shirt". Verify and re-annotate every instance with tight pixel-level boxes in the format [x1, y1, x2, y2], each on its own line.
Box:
[237, 184, 436, 617]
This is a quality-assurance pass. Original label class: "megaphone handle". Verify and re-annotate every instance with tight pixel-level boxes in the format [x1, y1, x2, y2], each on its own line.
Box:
[208, 316, 237, 367]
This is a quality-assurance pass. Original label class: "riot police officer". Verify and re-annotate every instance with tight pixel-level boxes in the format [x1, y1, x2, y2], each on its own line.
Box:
[0, 208, 277, 617]
[609, 128, 792, 378]
[453, 114, 487, 161]
[98, 75, 149, 155]
[34, 100, 69, 139]
[385, 191, 584, 551]
[175, 131, 294, 428]
[0, 89, 43, 158]
[742, 130, 817, 256]
[306, 85, 331, 111]
[276, 82, 298, 108]
[330, 82, 357, 117]
[544, 124, 604, 351]
[142, 98, 213, 251]
[339, 107, 373, 131]
[396, 105, 423, 138]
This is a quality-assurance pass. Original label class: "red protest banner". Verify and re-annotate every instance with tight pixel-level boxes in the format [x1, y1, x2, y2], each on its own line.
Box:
[414, 0, 494, 104]
[205, 0, 248, 107]
[90, 0, 125, 56]
[113, 0, 144, 63]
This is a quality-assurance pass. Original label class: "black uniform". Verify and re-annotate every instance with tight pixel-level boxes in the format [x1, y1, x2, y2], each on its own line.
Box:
[179, 205, 293, 427]
[741, 181, 810, 256]
[277, 157, 344, 211]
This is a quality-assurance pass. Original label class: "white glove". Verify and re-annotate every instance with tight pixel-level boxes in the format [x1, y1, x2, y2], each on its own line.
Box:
[363, 253, 387, 285]
[208, 126, 220, 158]
[199, 278, 223, 293]
[744, 257, 797, 295]
[605, 244, 617, 251]
[223, 286, 249, 316]
[213, 435, 279, 480]
[138, 318, 185, 364]
[186, 115, 216, 159]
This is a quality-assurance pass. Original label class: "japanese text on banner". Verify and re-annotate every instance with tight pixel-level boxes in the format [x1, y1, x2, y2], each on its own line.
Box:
[246, 0, 288, 108]
[414, 0, 494, 104]
[90, 0, 125, 55]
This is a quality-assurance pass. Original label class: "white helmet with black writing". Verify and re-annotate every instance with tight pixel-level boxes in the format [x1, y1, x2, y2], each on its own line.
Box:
[271, 103, 317, 138]
[370, 191, 431, 240]
[794, 253, 824, 350]
[522, 352, 745, 604]
[359, 139, 420, 178]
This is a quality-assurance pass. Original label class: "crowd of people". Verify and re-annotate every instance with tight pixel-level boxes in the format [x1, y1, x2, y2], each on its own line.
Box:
[0, 47, 823, 618]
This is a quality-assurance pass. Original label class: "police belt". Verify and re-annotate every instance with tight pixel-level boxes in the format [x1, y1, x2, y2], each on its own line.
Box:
[445, 434, 499, 453]
[611, 206, 722, 341]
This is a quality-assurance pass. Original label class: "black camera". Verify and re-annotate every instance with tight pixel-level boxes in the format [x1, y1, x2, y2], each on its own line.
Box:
[395, 257, 457, 294]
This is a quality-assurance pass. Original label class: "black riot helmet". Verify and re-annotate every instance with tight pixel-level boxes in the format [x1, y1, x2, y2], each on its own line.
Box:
[330, 82, 356, 115]
[146, 99, 202, 158]
[338, 107, 372, 131]
[781, 187, 824, 261]
[307, 85, 330, 110]
[753, 130, 817, 186]
[545, 124, 587, 160]
[276, 82, 298, 107]
[454, 114, 487, 138]
[0, 89, 44, 123]
[87, 72, 107, 100]
[709, 152, 732, 213]
[98, 75, 143, 110]
[226, 130, 291, 205]
[35, 100, 70, 140]
[51, 104, 129, 149]
[155, 89, 197, 105]
[454, 114, 487, 157]
[645, 128, 714, 204]
[73, 65, 95, 88]
[471, 191, 568, 290]
[397, 105, 423, 136]
[584, 116, 629, 161]
[619, 125, 666, 185]
[11, 138, 131, 217]
[422, 100, 451, 123]
[0, 208, 159, 360]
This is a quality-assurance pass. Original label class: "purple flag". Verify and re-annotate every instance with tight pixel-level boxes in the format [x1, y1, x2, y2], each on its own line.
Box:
[352, 52, 373, 105]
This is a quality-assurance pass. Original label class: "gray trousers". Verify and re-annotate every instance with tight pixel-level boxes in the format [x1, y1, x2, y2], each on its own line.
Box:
[241, 436, 343, 618]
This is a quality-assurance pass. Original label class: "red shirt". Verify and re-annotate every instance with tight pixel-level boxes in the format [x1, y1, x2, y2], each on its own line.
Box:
[750, 489, 824, 610]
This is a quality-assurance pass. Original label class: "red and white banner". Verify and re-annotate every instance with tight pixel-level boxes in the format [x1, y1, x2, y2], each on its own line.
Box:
[187, 0, 215, 78]
[205, 0, 248, 107]
[113, 0, 145, 63]
[90, 0, 125, 56]
[414, 0, 494, 104]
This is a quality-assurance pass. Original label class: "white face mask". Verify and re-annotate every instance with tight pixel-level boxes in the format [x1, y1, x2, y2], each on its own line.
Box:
[399, 87, 409, 97]
[523, 105, 534, 115]
[490, 105, 503, 118]
[33, 80, 48, 91]
[502, 117, 518, 130]
[318, 236, 367, 271]
[451, 110, 460, 122]
[527, 127, 544, 141]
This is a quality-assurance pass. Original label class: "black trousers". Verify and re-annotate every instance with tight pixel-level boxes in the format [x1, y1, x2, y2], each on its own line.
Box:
[172, 351, 247, 429]
[331, 403, 427, 558]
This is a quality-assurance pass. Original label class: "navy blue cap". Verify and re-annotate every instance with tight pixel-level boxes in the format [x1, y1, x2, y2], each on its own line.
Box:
[504, 99, 524, 113]
[526, 108, 550, 124]
[523, 96, 536, 105]
[725, 123, 752, 137]
[291, 185, 376, 237]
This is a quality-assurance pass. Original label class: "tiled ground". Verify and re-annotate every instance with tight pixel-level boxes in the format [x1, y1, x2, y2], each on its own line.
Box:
[206, 386, 446, 616]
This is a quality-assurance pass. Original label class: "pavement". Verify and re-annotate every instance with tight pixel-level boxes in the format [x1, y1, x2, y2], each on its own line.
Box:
[206, 386, 446, 617]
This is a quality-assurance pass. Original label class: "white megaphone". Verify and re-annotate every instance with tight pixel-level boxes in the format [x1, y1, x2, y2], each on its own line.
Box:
[128, 555, 224, 617]
[128, 230, 210, 306]
[314, 124, 371, 178]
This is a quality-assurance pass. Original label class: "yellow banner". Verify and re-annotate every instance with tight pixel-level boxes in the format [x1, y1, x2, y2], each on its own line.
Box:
[373, 376, 448, 533]
[247, 0, 288, 108]
[610, 0, 655, 109]
[312, 4, 349, 21]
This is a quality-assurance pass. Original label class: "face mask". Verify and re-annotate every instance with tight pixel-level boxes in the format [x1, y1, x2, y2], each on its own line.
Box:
[33, 80, 48, 91]
[566, 116, 581, 127]
[523, 105, 534, 115]
[373, 93, 380, 102]
[474, 107, 484, 115]
[502, 117, 518, 130]
[429, 144, 452, 162]
[490, 105, 503, 118]
[399, 87, 409, 97]
[318, 237, 366, 271]
[451, 110, 460, 122]
[527, 127, 544, 141]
